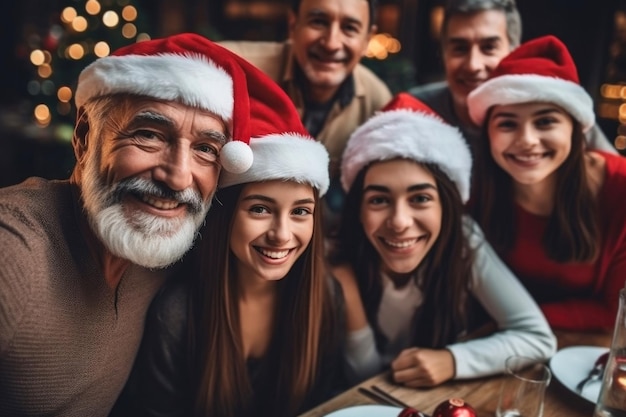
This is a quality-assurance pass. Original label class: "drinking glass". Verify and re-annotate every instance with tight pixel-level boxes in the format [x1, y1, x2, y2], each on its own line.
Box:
[594, 286, 626, 417]
[495, 355, 551, 417]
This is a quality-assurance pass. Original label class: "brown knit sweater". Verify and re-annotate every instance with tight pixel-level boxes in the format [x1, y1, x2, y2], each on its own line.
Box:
[0, 178, 168, 416]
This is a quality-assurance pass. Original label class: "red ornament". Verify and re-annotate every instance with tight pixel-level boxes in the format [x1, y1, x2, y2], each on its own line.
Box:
[398, 407, 427, 417]
[432, 398, 476, 417]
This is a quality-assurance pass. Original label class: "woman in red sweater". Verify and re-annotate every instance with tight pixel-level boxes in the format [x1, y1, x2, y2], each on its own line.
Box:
[467, 35, 626, 331]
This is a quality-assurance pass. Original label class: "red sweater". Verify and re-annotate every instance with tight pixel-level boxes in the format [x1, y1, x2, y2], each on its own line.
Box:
[504, 152, 626, 331]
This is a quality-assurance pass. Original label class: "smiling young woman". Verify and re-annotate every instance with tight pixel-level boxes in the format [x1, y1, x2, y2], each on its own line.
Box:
[328, 92, 555, 389]
[468, 35, 626, 332]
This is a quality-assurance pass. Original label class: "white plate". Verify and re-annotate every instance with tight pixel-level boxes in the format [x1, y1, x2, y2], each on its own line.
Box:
[549, 345, 610, 404]
[324, 404, 402, 417]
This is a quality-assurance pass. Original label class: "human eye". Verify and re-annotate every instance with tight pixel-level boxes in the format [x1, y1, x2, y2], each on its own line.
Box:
[365, 195, 389, 206]
[195, 142, 220, 163]
[249, 205, 269, 215]
[410, 193, 433, 205]
[494, 118, 517, 130]
[481, 42, 498, 55]
[132, 129, 162, 141]
[308, 16, 328, 28]
[343, 22, 361, 34]
[292, 206, 313, 217]
[447, 43, 468, 56]
[534, 116, 558, 129]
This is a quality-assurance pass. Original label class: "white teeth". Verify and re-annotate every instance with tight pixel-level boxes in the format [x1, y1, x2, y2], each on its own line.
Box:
[514, 154, 543, 162]
[141, 195, 180, 209]
[259, 248, 290, 259]
[383, 238, 417, 248]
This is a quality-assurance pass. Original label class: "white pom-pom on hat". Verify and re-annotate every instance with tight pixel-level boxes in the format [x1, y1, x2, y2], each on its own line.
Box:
[220, 141, 254, 174]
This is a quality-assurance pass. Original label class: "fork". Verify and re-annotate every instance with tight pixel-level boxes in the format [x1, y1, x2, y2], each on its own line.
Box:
[575, 351, 610, 393]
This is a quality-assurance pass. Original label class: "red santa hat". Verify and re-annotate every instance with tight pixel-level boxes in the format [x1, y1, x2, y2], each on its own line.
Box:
[467, 35, 595, 132]
[341, 93, 472, 202]
[75, 32, 322, 176]
[219, 81, 330, 195]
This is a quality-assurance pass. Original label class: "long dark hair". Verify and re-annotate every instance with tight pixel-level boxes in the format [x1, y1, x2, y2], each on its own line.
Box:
[330, 160, 474, 348]
[188, 183, 336, 417]
[472, 112, 600, 263]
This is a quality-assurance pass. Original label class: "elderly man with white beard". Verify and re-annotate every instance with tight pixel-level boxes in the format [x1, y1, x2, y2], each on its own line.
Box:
[0, 33, 267, 416]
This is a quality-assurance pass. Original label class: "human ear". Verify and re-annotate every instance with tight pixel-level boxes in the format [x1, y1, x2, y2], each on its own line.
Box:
[287, 10, 297, 37]
[72, 107, 90, 165]
[362, 24, 377, 56]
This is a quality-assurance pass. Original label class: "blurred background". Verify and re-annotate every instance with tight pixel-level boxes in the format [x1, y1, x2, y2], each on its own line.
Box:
[2, 0, 626, 187]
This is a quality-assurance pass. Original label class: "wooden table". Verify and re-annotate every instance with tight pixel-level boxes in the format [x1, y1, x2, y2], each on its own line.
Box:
[298, 330, 611, 417]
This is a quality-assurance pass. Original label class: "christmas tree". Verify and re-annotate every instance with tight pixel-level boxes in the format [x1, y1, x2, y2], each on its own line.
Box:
[22, 0, 152, 141]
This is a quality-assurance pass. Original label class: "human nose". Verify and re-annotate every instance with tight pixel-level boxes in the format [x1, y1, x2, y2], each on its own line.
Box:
[153, 145, 193, 191]
[387, 203, 413, 232]
[267, 216, 291, 245]
[516, 124, 541, 147]
[464, 47, 484, 72]
[321, 24, 342, 51]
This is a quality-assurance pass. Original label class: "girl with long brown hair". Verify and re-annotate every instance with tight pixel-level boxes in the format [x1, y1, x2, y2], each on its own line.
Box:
[119, 78, 345, 417]
[330, 93, 555, 388]
[467, 35, 626, 331]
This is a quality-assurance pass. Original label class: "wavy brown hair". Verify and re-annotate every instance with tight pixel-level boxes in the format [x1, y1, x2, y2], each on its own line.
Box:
[472, 111, 600, 263]
[330, 160, 475, 348]
[187, 183, 337, 417]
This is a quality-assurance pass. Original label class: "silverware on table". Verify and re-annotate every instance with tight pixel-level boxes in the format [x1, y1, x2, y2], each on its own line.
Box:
[357, 385, 431, 417]
[575, 351, 610, 393]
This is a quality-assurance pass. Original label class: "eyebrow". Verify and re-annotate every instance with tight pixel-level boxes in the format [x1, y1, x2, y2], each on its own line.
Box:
[130, 110, 174, 127]
[129, 111, 227, 145]
[242, 194, 315, 205]
[306, 8, 364, 28]
[363, 183, 437, 193]
[446, 35, 503, 45]
[491, 107, 563, 119]
[201, 130, 227, 145]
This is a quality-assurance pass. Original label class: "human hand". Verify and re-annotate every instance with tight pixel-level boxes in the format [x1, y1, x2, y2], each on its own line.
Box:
[390, 347, 455, 387]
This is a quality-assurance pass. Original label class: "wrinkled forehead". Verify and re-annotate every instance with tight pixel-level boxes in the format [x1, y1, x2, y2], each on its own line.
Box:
[295, 0, 373, 26]
[442, 9, 508, 43]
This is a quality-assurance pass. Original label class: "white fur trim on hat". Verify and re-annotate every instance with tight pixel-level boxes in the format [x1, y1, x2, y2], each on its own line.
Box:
[468, 74, 595, 132]
[74, 53, 234, 123]
[219, 134, 330, 195]
[341, 109, 472, 202]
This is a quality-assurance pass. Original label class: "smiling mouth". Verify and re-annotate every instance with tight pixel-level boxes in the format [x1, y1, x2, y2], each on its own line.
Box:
[460, 78, 485, 88]
[380, 237, 422, 249]
[508, 152, 551, 162]
[139, 194, 181, 210]
[254, 247, 292, 259]
[310, 53, 347, 64]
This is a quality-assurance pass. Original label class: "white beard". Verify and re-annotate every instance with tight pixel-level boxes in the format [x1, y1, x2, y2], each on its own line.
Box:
[80, 152, 211, 269]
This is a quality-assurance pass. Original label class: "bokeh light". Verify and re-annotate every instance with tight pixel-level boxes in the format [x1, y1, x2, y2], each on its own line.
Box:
[122, 5, 137, 21]
[103, 11, 120, 27]
[94, 41, 110, 57]
[85, 0, 101, 15]
[60, 7, 78, 24]
[72, 16, 89, 32]
[57, 86, 72, 103]
[122, 23, 137, 38]
[30, 49, 45, 66]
